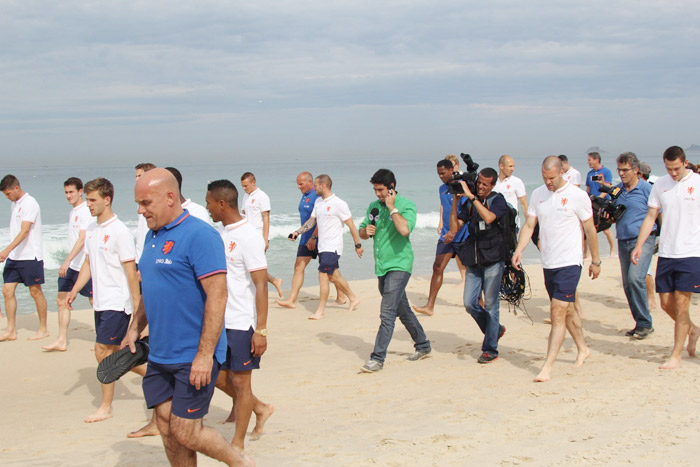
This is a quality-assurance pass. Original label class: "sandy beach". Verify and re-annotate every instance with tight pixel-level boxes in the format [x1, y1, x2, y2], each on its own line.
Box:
[2, 256, 700, 466]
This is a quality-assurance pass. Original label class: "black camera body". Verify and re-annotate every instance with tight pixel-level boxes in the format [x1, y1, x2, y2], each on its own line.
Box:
[447, 153, 480, 195]
[591, 184, 626, 232]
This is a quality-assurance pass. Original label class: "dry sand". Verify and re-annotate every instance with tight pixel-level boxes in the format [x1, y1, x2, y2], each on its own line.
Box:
[2, 256, 700, 466]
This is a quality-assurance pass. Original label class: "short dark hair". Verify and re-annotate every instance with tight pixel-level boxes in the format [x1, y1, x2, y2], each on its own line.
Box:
[369, 169, 396, 189]
[207, 179, 239, 208]
[64, 177, 83, 191]
[315, 174, 332, 189]
[84, 177, 114, 201]
[135, 163, 156, 172]
[437, 159, 453, 170]
[479, 168, 498, 186]
[558, 154, 569, 163]
[0, 175, 20, 191]
[616, 152, 640, 171]
[588, 152, 601, 162]
[165, 167, 183, 191]
[663, 145, 686, 162]
[241, 172, 256, 182]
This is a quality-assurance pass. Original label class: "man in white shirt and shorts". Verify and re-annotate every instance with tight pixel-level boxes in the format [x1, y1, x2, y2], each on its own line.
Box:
[632, 145, 700, 369]
[291, 174, 363, 320]
[512, 156, 601, 382]
[493, 155, 528, 229]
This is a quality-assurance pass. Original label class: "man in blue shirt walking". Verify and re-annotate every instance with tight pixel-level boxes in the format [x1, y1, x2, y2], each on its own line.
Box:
[586, 151, 616, 257]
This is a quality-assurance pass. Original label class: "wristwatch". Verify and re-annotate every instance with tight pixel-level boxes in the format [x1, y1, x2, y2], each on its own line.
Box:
[591, 260, 601, 266]
[355, 243, 362, 249]
[310, 235, 317, 240]
[254, 328, 268, 337]
[390, 208, 399, 216]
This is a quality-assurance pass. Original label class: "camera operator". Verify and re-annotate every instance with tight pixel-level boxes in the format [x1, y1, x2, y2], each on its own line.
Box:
[609, 152, 657, 339]
[449, 168, 507, 364]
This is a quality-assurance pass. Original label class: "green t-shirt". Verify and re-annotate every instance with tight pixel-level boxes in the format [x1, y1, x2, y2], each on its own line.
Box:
[359, 194, 416, 276]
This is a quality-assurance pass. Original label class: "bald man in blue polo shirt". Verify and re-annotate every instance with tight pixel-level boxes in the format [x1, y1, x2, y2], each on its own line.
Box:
[124, 169, 252, 467]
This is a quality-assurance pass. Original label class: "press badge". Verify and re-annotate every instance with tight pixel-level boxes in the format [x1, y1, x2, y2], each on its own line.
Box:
[479, 220, 486, 231]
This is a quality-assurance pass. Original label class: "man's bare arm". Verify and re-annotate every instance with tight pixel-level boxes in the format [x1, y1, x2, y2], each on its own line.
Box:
[0, 220, 32, 262]
[59, 229, 86, 277]
[250, 269, 268, 357]
[190, 272, 228, 389]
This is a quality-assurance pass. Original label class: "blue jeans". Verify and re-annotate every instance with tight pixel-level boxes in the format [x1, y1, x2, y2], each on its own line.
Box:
[463, 262, 505, 355]
[618, 236, 655, 329]
[370, 271, 431, 364]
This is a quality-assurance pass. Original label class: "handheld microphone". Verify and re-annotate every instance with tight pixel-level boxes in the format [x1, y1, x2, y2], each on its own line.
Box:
[369, 207, 379, 238]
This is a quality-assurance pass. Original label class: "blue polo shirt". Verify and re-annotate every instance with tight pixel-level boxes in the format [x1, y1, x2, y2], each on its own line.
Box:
[613, 179, 656, 241]
[139, 210, 228, 365]
[298, 188, 319, 245]
[439, 183, 469, 243]
[586, 166, 613, 197]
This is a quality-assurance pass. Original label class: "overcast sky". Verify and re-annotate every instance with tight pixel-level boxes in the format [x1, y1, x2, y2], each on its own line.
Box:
[2, 0, 699, 166]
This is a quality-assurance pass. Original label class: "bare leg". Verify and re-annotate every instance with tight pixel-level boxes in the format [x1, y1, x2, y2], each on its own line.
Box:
[412, 253, 451, 316]
[603, 229, 616, 257]
[565, 302, 590, 366]
[231, 371, 254, 452]
[42, 291, 71, 351]
[456, 255, 466, 287]
[535, 298, 569, 382]
[250, 398, 274, 441]
[0, 283, 19, 341]
[86, 343, 119, 422]
[658, 292, 699, 358]
[216, 370, 273, 434]
[126, 363, 159, 438]
[310, 272, 331, 319]
[267, 272, 283, 298]
[27, 284, 49, 340]
[646, 274, 657, 311]
[276, 256, 311, 308]
[329, 269, 359, 312]
[573, 292, 583, 318]
[333, 286, 347, 305]
[660, 291, 691, 369]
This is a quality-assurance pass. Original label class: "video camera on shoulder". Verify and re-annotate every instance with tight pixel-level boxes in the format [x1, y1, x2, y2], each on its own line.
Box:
[591, 184, 626, 232]
[447, 153, 480, 195]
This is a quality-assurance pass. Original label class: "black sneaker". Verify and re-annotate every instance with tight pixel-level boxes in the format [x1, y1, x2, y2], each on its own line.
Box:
[625, 327, 638, 337]
[477, 352, 498, 364]
[633, 327, 654, 340]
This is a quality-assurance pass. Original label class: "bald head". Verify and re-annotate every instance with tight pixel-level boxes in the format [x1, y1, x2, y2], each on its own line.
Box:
[296, 171, 314, 193]
[135, 168, 183, 230]
[498, 155, 515, 178]
[542, 155, 563, 171]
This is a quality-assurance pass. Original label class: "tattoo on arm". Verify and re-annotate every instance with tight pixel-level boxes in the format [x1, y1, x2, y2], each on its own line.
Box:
[297, 217, 316, 234]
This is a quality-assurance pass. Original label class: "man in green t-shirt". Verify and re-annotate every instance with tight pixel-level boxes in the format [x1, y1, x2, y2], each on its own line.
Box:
[358, 169, 432, 372]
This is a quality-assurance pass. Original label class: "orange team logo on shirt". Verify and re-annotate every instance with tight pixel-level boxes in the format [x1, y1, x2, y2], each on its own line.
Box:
[251, 199, 255, 204]
[326, 206, 331, 212]
[75, 215, 79, 222]
[507, 184, 511, 190]
[561, 198, 568, 207]
[103, 235, 110, 244]
[228, 241, 237, 252]
[689, 187, 695, 196]
[305, 197, 310, 203]
[162, 240, 175, 254]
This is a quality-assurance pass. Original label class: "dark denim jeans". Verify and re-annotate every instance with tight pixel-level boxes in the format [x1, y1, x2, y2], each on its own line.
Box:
[370, 271, 431, 364]
[463, 262, 505, 355]
[618, 236, 655, 329]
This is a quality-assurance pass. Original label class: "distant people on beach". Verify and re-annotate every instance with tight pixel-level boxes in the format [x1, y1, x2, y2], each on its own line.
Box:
[585, 152, 616, 257]
[0, 174, 49, 342]
[359, 169, 431, 372]
[43, 177, 94, 352]
[290, 174, 362, 320]
[513, 156, 600, 382]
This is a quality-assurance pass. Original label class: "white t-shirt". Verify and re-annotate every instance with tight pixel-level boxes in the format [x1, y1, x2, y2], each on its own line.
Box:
[563, 167, 582, 186]
[648, 171, 700, 258]
[241, 188, 271, 234]
[220, 219, 267, 331]
[9, 193, 43, 261]
[84, 215, 136, 314]
[68, 201, 92, 271]
[312, 194, 352, 255]
[528, 182, 592, 269]
[493, 175, 526, 212]
[135, 214, 149, 263]
[182, 199, 211, 224]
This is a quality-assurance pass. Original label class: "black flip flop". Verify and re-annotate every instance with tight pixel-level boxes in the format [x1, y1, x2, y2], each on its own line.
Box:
[96, 337, 149, 384]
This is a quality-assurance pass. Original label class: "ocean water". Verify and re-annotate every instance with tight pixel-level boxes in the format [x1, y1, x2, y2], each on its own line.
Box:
[1, 153, 667, 315]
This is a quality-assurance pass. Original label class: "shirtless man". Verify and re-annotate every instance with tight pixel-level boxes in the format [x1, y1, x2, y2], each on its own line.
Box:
[290, 174, 362, 320]
[43, 178, 94, 351]
[512, 156, 600, 382]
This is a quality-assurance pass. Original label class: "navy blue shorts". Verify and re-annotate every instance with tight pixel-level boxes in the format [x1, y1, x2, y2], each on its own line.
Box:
[297, 243, 318, 259]
[94, 310, 130, 345]
[143, 359, 221, 419]
[221, 328, 261, 372]
[3, 259, 44, 286]
[655, 257, 700, 293]
[436, 240, 463, 258]
[543, 265, 582, 303]
[318, 251, 340, 275]
[57, 268, 93, 297]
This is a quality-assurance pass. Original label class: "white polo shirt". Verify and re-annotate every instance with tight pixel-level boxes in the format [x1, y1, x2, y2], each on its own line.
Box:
[494, 175, 526, 212]
[84, 215, 136, 314]
[135, 214, 148, 263]
[241, 188, 271, 234]
[648, 171, 700, 258]
[8, 193, 43, 261]
[220, 219, 267, 331]
[528, 182, 592, 269]
[312, 194, 352, 255]
[182, 199, 211, 224]
[68, 201, 92, 271]
[563, 167, 582, 186]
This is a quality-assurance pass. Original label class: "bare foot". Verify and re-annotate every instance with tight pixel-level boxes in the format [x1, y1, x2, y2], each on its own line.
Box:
[334, 297, 347, 305]
[220, 405, 235, 424]
[275, 298, 297, 309]
[348, 299, 360, 312]
[687, 325, 700, 357]
[0, 330, 17, 342]
[543, 317, 552, 324]
[250, 404, 274, 441]
[127, 420, 159, 438]
[271, 278, 283, 298]
[411, 304, 434, 316]
[41, 340, 67, 352]
[85, 407, 113, 423]
[659, 357, 682, 370]
[574, 347, 591, 367]
[27, 330, 49, 341]
[308, 312, 325, 320]
[534, 370, 551, 382]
